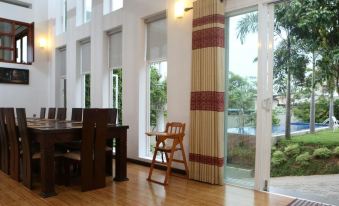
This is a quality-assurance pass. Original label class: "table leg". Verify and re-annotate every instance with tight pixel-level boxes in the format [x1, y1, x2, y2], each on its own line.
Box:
[114, 129, 128, 181]
[39, 135, 57, 197]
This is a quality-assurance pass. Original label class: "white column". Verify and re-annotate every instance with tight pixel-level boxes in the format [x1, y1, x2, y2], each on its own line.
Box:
[254, 2, 274, 191]
[166, 0, 193, 168]
[90, 0, 109, 108]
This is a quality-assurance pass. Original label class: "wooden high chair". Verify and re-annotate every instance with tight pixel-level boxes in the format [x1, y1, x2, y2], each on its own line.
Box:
[145, 122, 189, 185]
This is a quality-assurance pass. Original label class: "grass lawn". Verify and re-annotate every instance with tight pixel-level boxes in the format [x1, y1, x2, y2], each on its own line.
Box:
[287, 129, 339, 146]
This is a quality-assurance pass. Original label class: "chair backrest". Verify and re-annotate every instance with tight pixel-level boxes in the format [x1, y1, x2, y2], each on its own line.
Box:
[47, 108, 56, 119]
[56, 108, 67, 120]
[71, 108, 83, 121]
[332, 116, 337, 122]
[16, 108, 33, 188]
[4, 108, 20, 181]
[0, 108, 9, 174]
[40, 107, 46, 119]
[108, 108, 118, 124]
[165, 122, 186, 135]
[81, 109, 109, 191]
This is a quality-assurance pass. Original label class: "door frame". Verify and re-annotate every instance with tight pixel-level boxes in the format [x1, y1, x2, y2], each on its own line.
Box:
[224, 2, 275, 191]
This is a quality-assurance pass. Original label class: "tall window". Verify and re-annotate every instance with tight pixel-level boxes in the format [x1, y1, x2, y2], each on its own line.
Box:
[58, 47, 67, 107]
[108, 30, 123, 124]
[80, 40, 91, 108]
[62, 0, 67, 32]
[83, 0, 92, 23]
[111, 0, 123, 11]
[104, 0, 123, 14]
[145, 16, 167, 157]
[16, 35, 28, 63]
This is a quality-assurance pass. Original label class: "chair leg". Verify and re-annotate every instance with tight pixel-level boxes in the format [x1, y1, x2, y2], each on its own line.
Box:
[147, 147, 158, 182]
[64, 159, 70, 186]
[179, 141, 189, 178]
[164, 145, 176, 185]
[106, 151, 112, 176]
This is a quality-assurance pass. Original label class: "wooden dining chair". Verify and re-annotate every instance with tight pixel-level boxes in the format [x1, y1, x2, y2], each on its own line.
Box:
[146, 122, 189, 185]
[64, 109, 109, 191]
[56, 108, 67, 120]
[16, 108, 40, 188]
[0, 108, 9, 174]
[71, 108, 83, 121]
[47, 108, 56, 119]
[16, 108, 64, 189]
[4, 108, 20, 181]
[40, 108, 46, 119]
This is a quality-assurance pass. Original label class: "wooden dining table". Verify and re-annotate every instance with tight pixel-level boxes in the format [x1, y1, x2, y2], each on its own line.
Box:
[26, 119, 129, 198]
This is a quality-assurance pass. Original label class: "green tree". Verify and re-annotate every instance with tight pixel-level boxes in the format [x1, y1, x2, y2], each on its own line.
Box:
[237, 2, 309, 139]
[290, 0, 339, 132]
[150, 66, 167, 129]
[228, 72, 256, 111]
[84, 74, 90, 108]
[112, 69, 123, 124]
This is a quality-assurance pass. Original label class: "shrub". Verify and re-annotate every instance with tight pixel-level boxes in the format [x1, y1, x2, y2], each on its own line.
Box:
[313, 147, 332, 159]
[296, 152, 312, 166]
[284, 144, 300, 156]
[271, 146, 277, 151]
[333, 147, 339, 157]
[271, 150, 286, 166]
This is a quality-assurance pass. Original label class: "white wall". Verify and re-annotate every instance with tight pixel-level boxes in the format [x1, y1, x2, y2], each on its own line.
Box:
[43, 0, 272, 168]
[0, 0, 50, 116]
[46, 0, 197, 165]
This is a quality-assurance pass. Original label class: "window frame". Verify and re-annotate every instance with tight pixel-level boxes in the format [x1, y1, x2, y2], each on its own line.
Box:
[0, 17, 34, 65]
[145, 59, 168, 158]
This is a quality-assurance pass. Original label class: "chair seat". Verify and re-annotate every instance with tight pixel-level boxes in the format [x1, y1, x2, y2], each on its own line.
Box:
[155, 146, 181, 152]
[64, 151, 81, 161]
[64, 147, 112, 161]
[32, 151, 64, 159]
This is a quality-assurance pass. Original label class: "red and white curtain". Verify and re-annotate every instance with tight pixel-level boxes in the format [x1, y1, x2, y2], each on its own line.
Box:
[189, 0, 225, 185]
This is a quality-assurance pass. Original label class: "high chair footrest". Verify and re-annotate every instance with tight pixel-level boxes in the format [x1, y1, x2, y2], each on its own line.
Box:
[152, 161, 168, 167]
[147, 178, 168, 186]
[172, 159, 185, 163]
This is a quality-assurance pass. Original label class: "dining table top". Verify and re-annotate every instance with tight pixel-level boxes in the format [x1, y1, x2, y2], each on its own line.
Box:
[26, 118, 129, 133]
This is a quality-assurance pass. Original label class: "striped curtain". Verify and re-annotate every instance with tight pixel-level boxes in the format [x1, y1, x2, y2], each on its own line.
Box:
[189, 0, 225, 185]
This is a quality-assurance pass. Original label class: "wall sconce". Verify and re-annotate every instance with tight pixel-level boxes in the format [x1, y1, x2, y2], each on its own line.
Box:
[39, 38, 47, 48]
[175, 0, 224, 19]
[175, 0, 185, 18]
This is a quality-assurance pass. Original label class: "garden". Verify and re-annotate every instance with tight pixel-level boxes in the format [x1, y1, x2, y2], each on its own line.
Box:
[271, 130, 339, 177]
[226, 0, 339, 179]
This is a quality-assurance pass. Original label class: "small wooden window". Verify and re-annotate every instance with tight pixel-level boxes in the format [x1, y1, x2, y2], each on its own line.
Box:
[0, 17, 34, 65]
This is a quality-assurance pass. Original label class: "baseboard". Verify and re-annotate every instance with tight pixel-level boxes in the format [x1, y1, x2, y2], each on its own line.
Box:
[126, 158, 187, 175]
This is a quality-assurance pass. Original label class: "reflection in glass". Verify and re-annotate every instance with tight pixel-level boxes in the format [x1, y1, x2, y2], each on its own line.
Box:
[22, 36, 27, 63]
[225, 11, 258, 189]
[0, 22, 12, 33]
[16, 39, 21, 62]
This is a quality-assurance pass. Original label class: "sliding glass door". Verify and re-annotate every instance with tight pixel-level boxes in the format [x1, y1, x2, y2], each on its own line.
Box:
[225, 10, 259, 188]
[225, 4, 274, 190]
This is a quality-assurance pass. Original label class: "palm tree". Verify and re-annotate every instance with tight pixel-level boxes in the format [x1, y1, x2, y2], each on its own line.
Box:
[236, 2, 308, 139]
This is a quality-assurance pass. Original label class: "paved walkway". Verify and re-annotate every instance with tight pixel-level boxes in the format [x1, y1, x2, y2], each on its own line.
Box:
[270, 174, 339, 205]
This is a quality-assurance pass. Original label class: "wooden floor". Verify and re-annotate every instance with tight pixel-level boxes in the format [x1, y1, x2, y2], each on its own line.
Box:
[0, 163, 294, 206]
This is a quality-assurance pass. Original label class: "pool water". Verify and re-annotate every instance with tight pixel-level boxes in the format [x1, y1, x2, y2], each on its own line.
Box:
[227, 122, 328, 135]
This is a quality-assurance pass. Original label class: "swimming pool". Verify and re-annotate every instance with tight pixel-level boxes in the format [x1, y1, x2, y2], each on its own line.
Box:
[227, 122, 329, 136]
